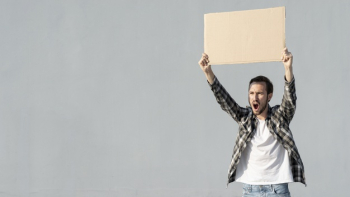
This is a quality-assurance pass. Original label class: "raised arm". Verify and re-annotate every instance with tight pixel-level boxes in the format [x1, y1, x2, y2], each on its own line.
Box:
[281, 47, 294, 82]
[198, 53, 249, 123]
[279, 48, 297, 122]
[198, 53, 215, 84]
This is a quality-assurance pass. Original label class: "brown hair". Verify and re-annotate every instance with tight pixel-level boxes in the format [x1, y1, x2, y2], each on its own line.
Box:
[249, 76, 273, 94]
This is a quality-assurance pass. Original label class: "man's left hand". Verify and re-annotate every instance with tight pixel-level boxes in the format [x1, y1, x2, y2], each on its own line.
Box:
[281, 47, 293, 69]
[281, 48, 294, 82]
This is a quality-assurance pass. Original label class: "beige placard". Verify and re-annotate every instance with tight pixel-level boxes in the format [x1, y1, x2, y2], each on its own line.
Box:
[204, 7, 285, 65]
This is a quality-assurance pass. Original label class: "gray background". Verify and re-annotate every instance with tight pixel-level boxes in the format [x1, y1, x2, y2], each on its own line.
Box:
[0, 0, 349, 196]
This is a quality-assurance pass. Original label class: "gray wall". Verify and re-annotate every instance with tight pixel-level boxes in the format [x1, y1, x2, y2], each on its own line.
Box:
[0, 0, 349, 196]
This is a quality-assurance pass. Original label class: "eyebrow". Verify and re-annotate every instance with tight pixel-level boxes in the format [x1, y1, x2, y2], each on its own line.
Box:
[249, 91, 264, 94]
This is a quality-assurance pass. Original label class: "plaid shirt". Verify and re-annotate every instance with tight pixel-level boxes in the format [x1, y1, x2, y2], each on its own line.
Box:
[208, 76, 306, 187]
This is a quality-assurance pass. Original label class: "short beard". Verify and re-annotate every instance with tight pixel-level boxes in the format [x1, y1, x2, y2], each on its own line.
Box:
[250, 97, 269, 115]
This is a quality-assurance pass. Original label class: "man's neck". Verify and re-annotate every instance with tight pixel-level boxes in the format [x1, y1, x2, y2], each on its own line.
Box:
[256, 114, 267, 120]
[256, 108, 268, 120]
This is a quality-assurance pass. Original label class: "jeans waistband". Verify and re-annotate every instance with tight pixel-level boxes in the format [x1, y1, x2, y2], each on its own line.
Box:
[242, 183, 289, 193]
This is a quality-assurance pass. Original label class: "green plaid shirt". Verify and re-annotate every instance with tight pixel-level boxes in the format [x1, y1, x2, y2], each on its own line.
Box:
[208, 76, 306, 187]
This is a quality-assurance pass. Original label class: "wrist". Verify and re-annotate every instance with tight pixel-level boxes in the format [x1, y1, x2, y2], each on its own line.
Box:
[284, 67, 293, 82]
[205, 69, 215, 84]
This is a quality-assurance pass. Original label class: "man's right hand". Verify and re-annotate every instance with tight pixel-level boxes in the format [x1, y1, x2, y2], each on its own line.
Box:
[198, 53, 215, 84]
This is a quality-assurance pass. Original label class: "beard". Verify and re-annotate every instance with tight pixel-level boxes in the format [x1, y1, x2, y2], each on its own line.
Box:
[250, 97, 269, 115]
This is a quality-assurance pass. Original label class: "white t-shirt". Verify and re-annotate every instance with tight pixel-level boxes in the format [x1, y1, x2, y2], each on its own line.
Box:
[235, 119, 294, 185]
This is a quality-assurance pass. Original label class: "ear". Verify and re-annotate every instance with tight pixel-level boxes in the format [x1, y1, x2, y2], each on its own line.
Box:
[268, 93, 273, 102]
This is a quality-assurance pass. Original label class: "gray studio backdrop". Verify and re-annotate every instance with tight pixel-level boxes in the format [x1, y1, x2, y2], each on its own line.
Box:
[0, 0, 349, 196]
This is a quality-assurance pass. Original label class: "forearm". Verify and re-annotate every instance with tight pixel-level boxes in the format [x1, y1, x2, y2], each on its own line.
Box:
[285, 66, 294, 82]
[209, 77, 248, 123]
[282, 48, 294, 82]
[205, 67, 215, 85]
[280, 75, 297, 122]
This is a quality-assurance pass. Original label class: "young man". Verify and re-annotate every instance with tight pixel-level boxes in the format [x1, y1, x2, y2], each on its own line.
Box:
[198, 48, 305, 196]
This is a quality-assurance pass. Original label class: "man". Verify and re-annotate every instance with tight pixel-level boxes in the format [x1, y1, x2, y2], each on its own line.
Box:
[198, 48, 305, 196]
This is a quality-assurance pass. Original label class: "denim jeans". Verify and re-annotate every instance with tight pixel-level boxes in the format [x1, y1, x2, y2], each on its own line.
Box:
[242, 183, 291, 197]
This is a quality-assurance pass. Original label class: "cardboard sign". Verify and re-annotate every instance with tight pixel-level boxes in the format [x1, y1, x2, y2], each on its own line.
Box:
[204, 7, 285, 65]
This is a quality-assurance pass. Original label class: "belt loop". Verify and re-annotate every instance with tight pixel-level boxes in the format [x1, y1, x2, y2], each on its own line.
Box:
[270, 184, 275, 193]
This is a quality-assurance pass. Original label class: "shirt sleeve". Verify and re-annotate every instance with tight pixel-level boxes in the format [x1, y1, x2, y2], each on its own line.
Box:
[208, 76, 249, 123]
[278, 76, 297, 122]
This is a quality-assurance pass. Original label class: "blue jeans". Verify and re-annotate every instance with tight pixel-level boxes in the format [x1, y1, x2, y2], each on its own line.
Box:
[242, 183, 291, 197]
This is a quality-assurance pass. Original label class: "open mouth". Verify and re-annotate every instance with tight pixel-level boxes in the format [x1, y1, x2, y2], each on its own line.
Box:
[253, 103, 259, 110]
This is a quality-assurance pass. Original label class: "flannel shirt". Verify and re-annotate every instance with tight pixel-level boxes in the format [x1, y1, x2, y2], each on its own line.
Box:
[208, 76, 306, 187]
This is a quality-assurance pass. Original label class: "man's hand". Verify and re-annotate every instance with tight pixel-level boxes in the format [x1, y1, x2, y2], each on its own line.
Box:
[199, 53, 215, 84]
[199, 53, 211, 73]
[281, 48, 294, 82]
[281, 47, 293, 69]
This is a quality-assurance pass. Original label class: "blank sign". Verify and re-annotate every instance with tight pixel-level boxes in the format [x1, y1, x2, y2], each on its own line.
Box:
[204, 7, 285, 65]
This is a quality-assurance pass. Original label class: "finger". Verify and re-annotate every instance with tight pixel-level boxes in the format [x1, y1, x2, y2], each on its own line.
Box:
[202, 53, 208, 58]
[199, 58, 205, 66]
[282, 55, 287, 62]
[202, 59, 207, 65]
[201, 59, 208, 66]
[282, 47, 288, 54]
[284, 52, 292, 58]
